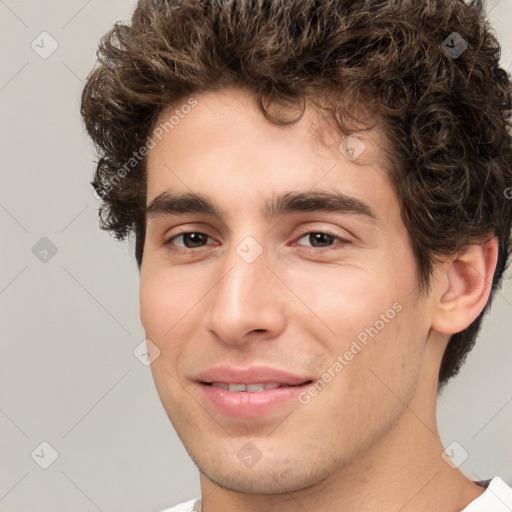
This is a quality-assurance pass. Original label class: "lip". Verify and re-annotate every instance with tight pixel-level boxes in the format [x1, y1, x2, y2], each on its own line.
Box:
[194, 366, 313, 419]
[195, 366, 313, 386]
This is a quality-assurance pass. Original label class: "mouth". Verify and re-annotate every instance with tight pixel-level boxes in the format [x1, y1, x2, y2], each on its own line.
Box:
[204, 381, 312, 392]
[193, 366, 314, 419]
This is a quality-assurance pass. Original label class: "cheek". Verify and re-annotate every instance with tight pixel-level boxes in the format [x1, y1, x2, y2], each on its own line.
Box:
[340, 296, 426, 428]
[285, 261, 423, 394]
[139, 271, 166, 336]
[284, 263, 397, 345]
[139, 265, 200, 411]
[139, 263, 198, 344]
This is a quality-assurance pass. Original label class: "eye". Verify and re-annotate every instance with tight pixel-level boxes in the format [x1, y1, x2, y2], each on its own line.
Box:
[162, 229, 349, 254]
[295, 230, 348, 249]
[165, 231, 213, 249]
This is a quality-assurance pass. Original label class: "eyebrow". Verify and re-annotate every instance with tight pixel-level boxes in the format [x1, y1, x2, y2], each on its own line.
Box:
[145, 190, 378, 223]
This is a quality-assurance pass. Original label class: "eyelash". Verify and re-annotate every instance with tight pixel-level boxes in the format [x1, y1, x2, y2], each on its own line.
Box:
[162, 227, 350, 254]
[292, 227, 350, 252]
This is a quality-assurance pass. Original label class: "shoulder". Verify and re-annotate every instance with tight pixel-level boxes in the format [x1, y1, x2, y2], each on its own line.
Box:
[462, 477, 512, 511]
[156, 497, 200, 512]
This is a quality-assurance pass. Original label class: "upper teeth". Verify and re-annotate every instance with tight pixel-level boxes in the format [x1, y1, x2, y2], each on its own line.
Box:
[211, 382, 281, 392]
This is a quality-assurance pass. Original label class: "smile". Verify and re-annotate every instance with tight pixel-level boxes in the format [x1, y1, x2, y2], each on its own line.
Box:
[209, 382, 297, 392]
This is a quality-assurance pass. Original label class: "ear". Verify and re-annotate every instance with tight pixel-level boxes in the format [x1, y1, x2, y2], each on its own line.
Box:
[431, 236, 499, 335]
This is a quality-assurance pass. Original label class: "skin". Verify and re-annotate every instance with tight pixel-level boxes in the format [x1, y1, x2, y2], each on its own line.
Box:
[139, 87, 497, 511]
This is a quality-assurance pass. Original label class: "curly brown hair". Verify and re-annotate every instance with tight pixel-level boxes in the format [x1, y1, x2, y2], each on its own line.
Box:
[81, 0, 512, 388]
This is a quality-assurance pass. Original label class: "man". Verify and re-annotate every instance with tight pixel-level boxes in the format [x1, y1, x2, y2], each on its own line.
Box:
[80, 0, 512, 510]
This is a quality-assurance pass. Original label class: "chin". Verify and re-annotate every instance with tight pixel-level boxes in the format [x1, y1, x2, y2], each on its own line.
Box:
[191, 441, 340, 496]
[202, 464, 322, 495]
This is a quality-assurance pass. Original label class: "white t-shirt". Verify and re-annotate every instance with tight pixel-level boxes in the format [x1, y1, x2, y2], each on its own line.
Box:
[159, 498, 199, 512]
[160, 476, 512, 512]
[461, 477, 512, 511]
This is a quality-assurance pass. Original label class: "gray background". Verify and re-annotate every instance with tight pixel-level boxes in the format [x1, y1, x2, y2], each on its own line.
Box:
[0, 0, 511, 510]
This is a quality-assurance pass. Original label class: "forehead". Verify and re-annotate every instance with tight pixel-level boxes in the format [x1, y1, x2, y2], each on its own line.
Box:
[145, 87, 397, 218]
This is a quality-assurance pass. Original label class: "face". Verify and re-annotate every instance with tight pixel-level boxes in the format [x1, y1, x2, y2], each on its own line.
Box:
[139, 87, 436, 494]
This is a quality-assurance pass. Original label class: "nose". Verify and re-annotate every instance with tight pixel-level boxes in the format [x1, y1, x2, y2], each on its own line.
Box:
[205, 241, 287, 346]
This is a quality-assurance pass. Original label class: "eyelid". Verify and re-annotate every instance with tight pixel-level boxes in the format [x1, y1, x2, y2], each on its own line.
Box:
[161, 224, 352, 253]
[292, 225, 352, 244]
[163, 229, 217, 247]
[162, 223, 218, 242]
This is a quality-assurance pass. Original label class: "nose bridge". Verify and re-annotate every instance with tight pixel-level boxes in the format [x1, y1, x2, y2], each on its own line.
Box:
[206, 235, 285, 344]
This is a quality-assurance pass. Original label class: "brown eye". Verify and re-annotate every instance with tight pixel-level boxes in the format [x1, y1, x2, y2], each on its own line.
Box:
[297, 232, 339, 248]
[167, 232, 211, 248]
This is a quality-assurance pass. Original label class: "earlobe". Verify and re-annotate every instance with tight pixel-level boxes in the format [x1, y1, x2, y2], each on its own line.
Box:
[432, 236, 499, 335]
